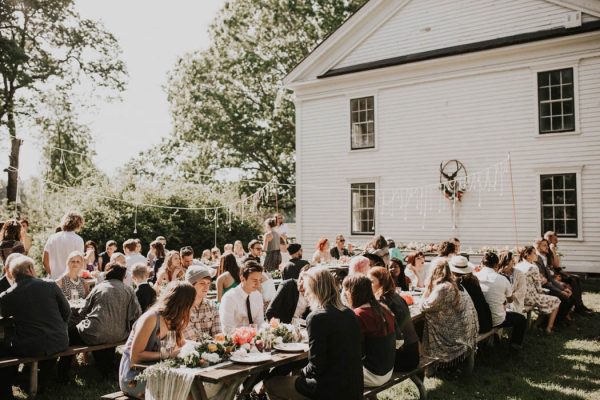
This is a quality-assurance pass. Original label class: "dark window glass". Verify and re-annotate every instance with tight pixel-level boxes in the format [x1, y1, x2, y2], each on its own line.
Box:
[540, 173, 578, 237]
[350, 96, 375, 149]
[351, 183, 375, 235]
[538, 68, 575, 134]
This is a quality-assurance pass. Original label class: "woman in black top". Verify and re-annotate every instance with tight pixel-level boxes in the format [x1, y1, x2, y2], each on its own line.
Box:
[389, 258, 410, 291]
[265, 268, 363, 400]
[449, 256, 493, 334]
[149, 240, 165, 283]
[368, 266, 420, 372]
[0, 219, 25, 264]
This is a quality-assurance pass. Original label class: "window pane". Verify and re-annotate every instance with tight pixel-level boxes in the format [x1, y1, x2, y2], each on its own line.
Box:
[551, 116, 562, 131]
[538, 72, 549, 86]
[351, 99, 358, 112]
[540, 103, 550, 117]
[542, 191, 553, 204]
[542, 206, 553, 220]
[562, 84, 573, 98]
[550, 70, 561, 85]
[550, 86, 561, 100]
[555, 220, 565, 234]
[551, 102, 561, 115]
[566, 206, 577, 219]
[553, 175, 564, 189]
[566, 220, 577, 235]
[563, 115, 574, 131]
[565, 190, 576, 204]
[539, 87, 550, 101]
[564, 174, 576, 188]
[563, 101, 573, 114]
[562, 68, 573, 84]
[555, 207, 565, 219]
[543, 220, 554, 233]
[541, 176, 553, 190]
[540, 117, 551, 132]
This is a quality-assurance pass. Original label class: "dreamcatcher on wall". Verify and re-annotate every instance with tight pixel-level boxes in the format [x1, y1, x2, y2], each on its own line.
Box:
[439, 160, 468, 201]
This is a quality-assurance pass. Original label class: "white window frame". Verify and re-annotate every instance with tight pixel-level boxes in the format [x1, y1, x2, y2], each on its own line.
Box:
[346, 91, 378, 153]
[535, 165, 584, 241]
[348, 177, 379, 236]
[531, 62, 581, 138]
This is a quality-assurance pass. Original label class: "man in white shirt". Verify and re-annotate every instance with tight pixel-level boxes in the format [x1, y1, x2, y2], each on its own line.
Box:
[475, 252, 526, 349]
[220, 260, 265, 333]
[43, 212, 85, 279]
[124, 239, 147, 286]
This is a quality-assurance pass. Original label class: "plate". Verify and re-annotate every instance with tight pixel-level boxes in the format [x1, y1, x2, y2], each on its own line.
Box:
[274, 343, 308, 353]
[230, 352, 272, 364]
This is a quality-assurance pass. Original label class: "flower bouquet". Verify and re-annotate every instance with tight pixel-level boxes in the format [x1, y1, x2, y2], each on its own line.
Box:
[178, 337, 233, 368]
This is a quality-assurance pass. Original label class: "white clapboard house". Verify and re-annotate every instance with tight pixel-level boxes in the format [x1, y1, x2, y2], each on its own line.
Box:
[284, 0, 600, 273]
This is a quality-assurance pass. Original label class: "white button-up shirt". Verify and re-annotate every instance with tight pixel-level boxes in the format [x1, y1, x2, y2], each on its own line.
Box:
[219, 285, 264, 333]
[475, 266, 512, 327]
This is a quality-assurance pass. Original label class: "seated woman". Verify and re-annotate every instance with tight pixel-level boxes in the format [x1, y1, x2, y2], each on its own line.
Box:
[233, 240, 247, 264]
[216, 253, 241, 302]
[388, 258, 410, 291]
[265, 267, 363, 400]
[449, 255, 493, 334]
[498, 251, 527, 314]
[420, 261, 478, 369]
[343, 274, 396, 387]
[58, 263, 141, 381]
[119, 281, 196, 398]
[56, 250, 88, 300]
[155, 250, 184, 289]
[404, 252, 426, 289]
[515, 246, 560, 333]
[311, 237, 332, 265]
[368, 267, 420, 372]
[366, 235, 390, 266]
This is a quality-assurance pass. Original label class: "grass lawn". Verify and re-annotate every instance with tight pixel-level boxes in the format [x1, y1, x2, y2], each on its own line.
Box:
[14, 281, 600, 400]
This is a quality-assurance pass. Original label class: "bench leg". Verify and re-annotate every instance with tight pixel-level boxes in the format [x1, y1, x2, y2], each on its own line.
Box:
[466, 349, 475, 375]
[410, 374, 427, 400]
[29, 361, 38, 398]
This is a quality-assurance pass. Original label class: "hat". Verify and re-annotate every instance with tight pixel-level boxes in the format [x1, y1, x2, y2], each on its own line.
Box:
[185, 265, 212, 285]
[287, 243, 302, 255]
[449, 255, 474, 274]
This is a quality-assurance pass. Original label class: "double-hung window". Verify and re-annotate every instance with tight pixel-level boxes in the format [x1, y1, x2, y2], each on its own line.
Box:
[537, 68, 575, 134]
[540, 173, 578, 237]
[350, 96, 375, 149]
[351, 183, 375, 235]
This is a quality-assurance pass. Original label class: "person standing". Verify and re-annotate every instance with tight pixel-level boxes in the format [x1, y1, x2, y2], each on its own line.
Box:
[43, 212, 85, 279]
[124, 239, 148, 286]
[219, 261, 265, 333]
[0, 256, 70, 399]
[263, 218, 281, 272]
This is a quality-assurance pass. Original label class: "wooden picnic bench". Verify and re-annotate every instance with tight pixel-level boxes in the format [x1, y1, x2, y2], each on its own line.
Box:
[0, 341, 125, 397]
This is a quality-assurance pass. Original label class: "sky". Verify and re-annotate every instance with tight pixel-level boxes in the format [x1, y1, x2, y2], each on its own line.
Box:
[17, 0, 225, 178]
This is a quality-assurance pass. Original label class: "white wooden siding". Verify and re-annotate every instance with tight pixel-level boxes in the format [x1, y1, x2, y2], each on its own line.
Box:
[336, 0, 598, 69]
[297, 52, 600, 273]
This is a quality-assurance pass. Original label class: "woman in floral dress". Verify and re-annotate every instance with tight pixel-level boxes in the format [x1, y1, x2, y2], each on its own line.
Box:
[515, 246, 560, 334]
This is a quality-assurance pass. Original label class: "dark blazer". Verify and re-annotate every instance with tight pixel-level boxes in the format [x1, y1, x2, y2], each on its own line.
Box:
[296, 306, 363, 400]
[535, 255, 565, 298]
[0, 276, 11, 295]
[0, 276, 70, 356]
[282, 258, 310, 280]
[459, 278, 493, 334]
[135, 282, 157, 313]
[330, 247, 349, 260]
[266, 279, 309, 323]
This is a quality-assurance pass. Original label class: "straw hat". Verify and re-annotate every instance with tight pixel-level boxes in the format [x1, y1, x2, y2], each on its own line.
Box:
[448, 255, 474, 274]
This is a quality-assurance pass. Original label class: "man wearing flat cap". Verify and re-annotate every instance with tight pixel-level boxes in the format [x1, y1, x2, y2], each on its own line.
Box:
[282, 243, 309, 280]
[184, 265, 221, 341]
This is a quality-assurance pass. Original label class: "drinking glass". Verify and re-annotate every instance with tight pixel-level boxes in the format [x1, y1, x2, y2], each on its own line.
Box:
[70, 290, 79, 301]
[161, 330, 177, 360]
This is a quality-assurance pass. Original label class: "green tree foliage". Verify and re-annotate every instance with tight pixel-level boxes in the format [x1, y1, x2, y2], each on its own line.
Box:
[0, 0, 127, 203]
[161, 0, 367, 212]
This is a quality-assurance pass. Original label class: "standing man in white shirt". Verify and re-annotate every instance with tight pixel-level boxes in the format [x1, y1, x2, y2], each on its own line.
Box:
[220, 260, 265, 333]
[123, 239, 147, 286]
[43, 212, 85, 279]
[475, 252, 527, 349]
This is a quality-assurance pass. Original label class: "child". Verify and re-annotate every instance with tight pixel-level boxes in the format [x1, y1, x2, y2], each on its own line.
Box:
[132, 263, 156, 313]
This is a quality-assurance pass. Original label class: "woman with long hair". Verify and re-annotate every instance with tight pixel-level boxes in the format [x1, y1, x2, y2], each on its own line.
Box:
[149, 240, 166, 283]
[343, 274, 396, 387]
[84, 240, 99, 272]
[498, 250, 527, 314]
[262, 217, 281, 272]
[368, 267, 420, 372]
[216, 253, 241, 302]
[388, 258, 410, 291]
[119, 281, 196, 398]
[0, 219, 25, 263]
[420, 261, 478, 368]
[404, 252, 426, 288]
[233, 240, 246, 263]
[515, 246, 560, 333]
[155, 250, 184, 288]
[265, 267, 363, 400]
[311, 237, 332, 265]
[366, 235, 389, 266]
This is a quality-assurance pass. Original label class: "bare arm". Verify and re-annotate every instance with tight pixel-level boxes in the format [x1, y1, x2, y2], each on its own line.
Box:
[43, 251, 51, 276]
[130, 313, 162, 364]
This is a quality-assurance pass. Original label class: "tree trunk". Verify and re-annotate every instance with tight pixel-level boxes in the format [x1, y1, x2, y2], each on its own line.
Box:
[6, 110, 21, 204]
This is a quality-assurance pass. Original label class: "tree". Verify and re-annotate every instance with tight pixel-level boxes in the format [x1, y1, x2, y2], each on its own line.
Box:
[0, 0, 127, 203]
[165, 0, 367, 213]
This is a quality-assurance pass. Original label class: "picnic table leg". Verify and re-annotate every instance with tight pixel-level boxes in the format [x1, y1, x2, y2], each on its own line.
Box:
[29, 361, 38, 398]
[190, 380, 209, 400]
[466, 349, 475, 375]
[410, 374, 427, 400]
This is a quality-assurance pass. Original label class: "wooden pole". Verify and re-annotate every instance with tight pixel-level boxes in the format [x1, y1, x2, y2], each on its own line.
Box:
[508, 153, 519, 249]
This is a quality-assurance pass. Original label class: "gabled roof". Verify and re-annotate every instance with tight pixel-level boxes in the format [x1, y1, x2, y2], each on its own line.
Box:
[284, 0, 600, 87]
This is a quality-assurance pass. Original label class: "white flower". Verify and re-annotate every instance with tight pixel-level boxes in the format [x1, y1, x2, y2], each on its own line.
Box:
[274, 336, 283, 344]
[201, 352, 221, 364]
[178, 342, 199, 360]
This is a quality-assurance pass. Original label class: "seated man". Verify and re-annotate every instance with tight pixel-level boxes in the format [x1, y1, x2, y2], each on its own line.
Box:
[475, 252, 526, 349]
[535, 238, 574, 322]
[0, 256, 70, 399]
[330, 235, 349, 260]
[266, 269, 310, 324]
[184, 265, 222, 340]
[242, 240, 262, 265]
[180, 246, 204, 272]
[220, 261, 264, 333]
[132, 263, 156, 313]
[282, 243, 309, 280]
[544, 231, 590, 314]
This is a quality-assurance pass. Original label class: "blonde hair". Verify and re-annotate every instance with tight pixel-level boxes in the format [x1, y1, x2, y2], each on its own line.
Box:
[304, 267, 344, 311]
[66, 250, 85, 268]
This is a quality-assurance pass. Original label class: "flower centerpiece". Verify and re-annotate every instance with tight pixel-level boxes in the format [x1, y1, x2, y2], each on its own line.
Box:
[178, 337, 233, 368]
[255, 318, 299, 350]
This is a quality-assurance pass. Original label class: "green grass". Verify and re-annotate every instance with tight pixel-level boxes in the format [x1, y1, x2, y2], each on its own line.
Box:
[13, 281, 600, 400]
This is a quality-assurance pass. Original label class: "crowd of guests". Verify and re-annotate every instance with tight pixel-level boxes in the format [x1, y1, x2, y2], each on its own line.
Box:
[0, 211, 593, 400]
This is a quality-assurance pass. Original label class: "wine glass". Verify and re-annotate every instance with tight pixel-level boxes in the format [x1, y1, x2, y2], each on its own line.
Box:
[71, 290, 79, 302]
[161, 330, 177, 360]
